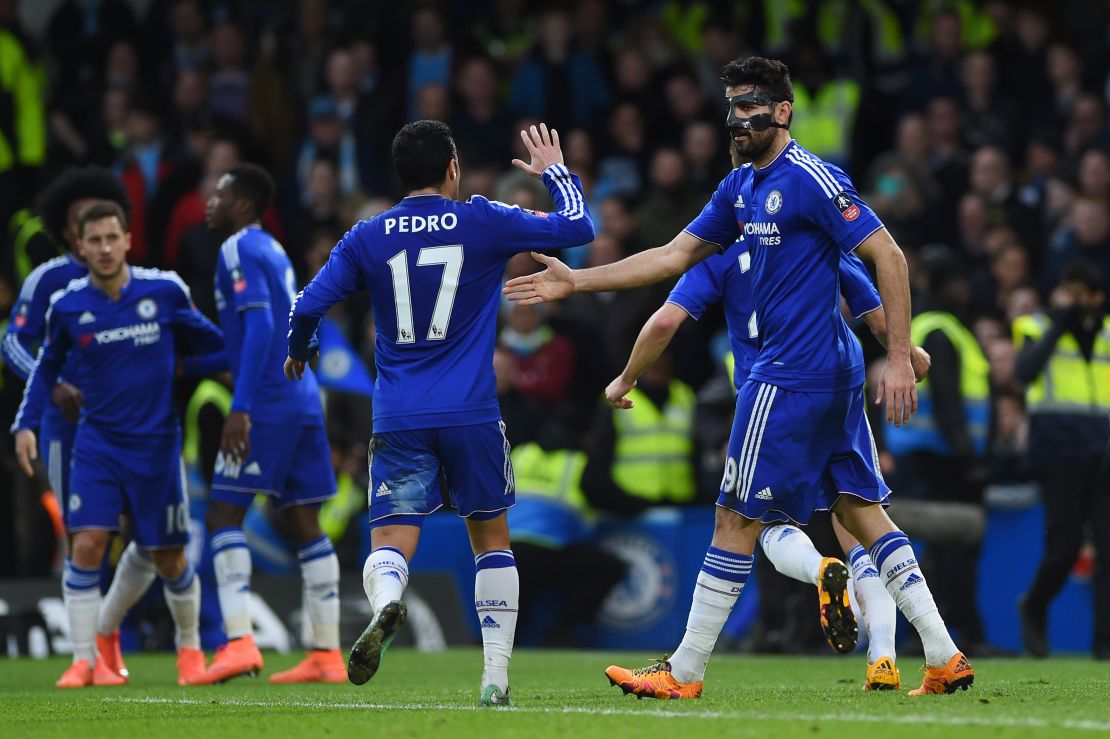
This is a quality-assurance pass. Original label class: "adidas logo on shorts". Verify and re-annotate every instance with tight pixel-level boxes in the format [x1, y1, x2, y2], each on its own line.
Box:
[375, 482, 392, 497]
[754, 487, 774, 501]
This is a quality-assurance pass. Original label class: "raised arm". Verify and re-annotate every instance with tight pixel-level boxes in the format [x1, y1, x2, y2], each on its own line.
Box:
[854, 228, 917, 425]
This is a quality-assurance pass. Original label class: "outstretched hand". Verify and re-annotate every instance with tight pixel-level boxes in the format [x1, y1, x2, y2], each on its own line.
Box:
[502, 252, 575, 305]
[510, 123, 564, 178]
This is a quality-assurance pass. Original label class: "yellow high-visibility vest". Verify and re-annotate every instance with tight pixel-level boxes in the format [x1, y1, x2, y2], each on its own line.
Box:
[790, 80, 860, 163]
[612, 381, 696, 503]
[1013, 313, 1110, 415]
[0, 30, 45, 172]
[886, 311, 990, 456]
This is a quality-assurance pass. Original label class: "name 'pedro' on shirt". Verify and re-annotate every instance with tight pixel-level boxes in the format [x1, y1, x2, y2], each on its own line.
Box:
[384, 213, 459, 235]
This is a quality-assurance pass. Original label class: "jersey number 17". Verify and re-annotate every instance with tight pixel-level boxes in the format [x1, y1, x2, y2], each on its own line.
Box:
[387, 245, 464, 343]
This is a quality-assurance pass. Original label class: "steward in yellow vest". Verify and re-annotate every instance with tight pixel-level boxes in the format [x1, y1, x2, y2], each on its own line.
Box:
[1012, 260, 1110, 659]
[607, 377, 698, 505]
[507, 431, 627, 646]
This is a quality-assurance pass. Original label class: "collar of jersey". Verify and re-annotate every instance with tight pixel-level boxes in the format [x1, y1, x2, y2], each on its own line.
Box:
[753, 138, 797, 177]
[401, 193, 450, 203]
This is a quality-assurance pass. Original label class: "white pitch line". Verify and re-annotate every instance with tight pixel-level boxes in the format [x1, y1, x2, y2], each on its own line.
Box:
[108, 697, 1110, 732]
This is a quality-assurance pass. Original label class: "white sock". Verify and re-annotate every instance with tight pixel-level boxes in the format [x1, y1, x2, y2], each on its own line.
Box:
[669, 546, 752, 684]
[870, 531, 958, 666]
[759, 524, 822, 585]
[98, 542, 157, 635]
[212, 527, 253, 640]
[162, 559, 201, 650]
[848, 545, 897, 663]
[63, 560, 101, 663]
[363, 546, 409, 615]
[299, 535, 340, 650]
[474, 549, 518, 692]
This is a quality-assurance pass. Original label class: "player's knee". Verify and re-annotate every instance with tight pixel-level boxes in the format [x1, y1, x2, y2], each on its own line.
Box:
[282, 504, 323, 545]
[70, 530, 111, 568]
[150, 548, 187, 580]
[206, 499, 246, 531]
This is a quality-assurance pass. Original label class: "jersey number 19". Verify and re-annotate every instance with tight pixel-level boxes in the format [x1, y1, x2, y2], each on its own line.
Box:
[387, 245, 464, 344]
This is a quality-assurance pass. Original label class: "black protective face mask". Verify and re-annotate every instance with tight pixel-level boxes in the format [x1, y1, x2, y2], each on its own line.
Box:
[726, 90, 791, 133]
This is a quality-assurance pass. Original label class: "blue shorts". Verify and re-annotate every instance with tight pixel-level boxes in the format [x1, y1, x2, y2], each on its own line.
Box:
[40, 407, 77, 514]
[210, 420, 336, 510]
[717, 381, 890, 525]
[368, 421, 515, 526]
[68, 424, 189, 549]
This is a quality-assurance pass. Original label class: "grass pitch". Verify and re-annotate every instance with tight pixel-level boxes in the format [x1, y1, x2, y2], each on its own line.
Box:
[2, 650, 1108, 738]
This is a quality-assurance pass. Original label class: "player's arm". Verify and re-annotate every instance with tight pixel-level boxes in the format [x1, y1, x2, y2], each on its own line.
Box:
[504, 230, 719, 305]
[11, 305, 72, 476]
[180, 349, 230, 376]
[607, 303, 690, 408]
[841, 254, 930, 381]
[1, 267, 55, 381]
[854, 228, 916, 424]
[167, 276, 225, 356]
[504, 169, 739, 304]
[493, 124, 596, 250]
[287, 232, 363, 380]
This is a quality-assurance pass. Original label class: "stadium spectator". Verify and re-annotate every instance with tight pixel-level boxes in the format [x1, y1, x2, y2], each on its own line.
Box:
[452, 57, 514, 170]
[508, 9, 609, 131]
[406, 7, 453, 121]
[500, 302, 576, 409]
[886, 247, 993, 655]
[635, 148, 705, 251]
[1014, 260, 1110, 659]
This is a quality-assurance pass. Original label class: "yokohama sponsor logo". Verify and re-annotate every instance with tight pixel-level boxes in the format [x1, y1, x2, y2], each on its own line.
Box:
[743, 222, 780, 235]
[95, 321, 161, 346]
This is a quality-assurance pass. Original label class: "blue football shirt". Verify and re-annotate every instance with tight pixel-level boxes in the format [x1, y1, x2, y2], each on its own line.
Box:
[2, 254, 87, 382]
[684, 140, 885, 392]
[13, 268, 224, 438]
[289, 164, 595, 432]
[667, 240, 881, 392]
[215, 226, 323, 422]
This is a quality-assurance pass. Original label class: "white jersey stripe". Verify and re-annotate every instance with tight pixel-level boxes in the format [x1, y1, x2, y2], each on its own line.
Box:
[786, 151, 836, 198]
[736, 383, 771, 501]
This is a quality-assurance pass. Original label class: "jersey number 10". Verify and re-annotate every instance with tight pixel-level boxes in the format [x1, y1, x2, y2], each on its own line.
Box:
[387, 245, 464, 343]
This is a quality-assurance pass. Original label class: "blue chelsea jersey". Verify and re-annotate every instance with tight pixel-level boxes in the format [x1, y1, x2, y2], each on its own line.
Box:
[289, 164, 595, 433]
[13, 268, 224, 437]
[684, 140, 885, 392]
[215, 226, 323, 422]
[667, 239, 882, 392]
[2, 254, 88, 382]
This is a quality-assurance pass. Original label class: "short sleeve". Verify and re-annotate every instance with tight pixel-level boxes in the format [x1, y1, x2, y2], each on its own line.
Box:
[797, 161, 884, 254]
[667, 259, 724, 321]
[683, 173, 742, 250]
[839, 253, 882, 318]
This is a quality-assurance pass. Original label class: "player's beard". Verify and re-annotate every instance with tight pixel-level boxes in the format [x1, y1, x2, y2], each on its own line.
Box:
[731, 128, 775, 162]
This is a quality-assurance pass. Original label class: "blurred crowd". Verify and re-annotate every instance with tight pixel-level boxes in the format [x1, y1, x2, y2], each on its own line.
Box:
[1, 0, 1108, 655]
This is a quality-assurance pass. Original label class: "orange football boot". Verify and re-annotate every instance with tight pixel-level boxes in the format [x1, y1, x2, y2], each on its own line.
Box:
[908, 652, 974, 696]
[817, 557, 858, 654]
[605, 660, 703, 700]
[862, 656, 901, 691]
[56, 660, 93, 688]
[193, 635, 264, 684]
[177, 647, 207, 686]
[97, 631, 129, 678]
[269, 649, 347, 684]
[92, 657, 127, 686]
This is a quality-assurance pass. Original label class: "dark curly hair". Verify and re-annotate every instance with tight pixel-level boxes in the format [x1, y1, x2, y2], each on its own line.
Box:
[391, 120, 458, 192]
[35, 166, 130, 247]
[720, 57, 794, 103]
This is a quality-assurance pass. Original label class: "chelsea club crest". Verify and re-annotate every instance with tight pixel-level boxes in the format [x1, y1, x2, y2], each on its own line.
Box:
[137, 298, 158, 319]
[765, 189, 783, 214]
